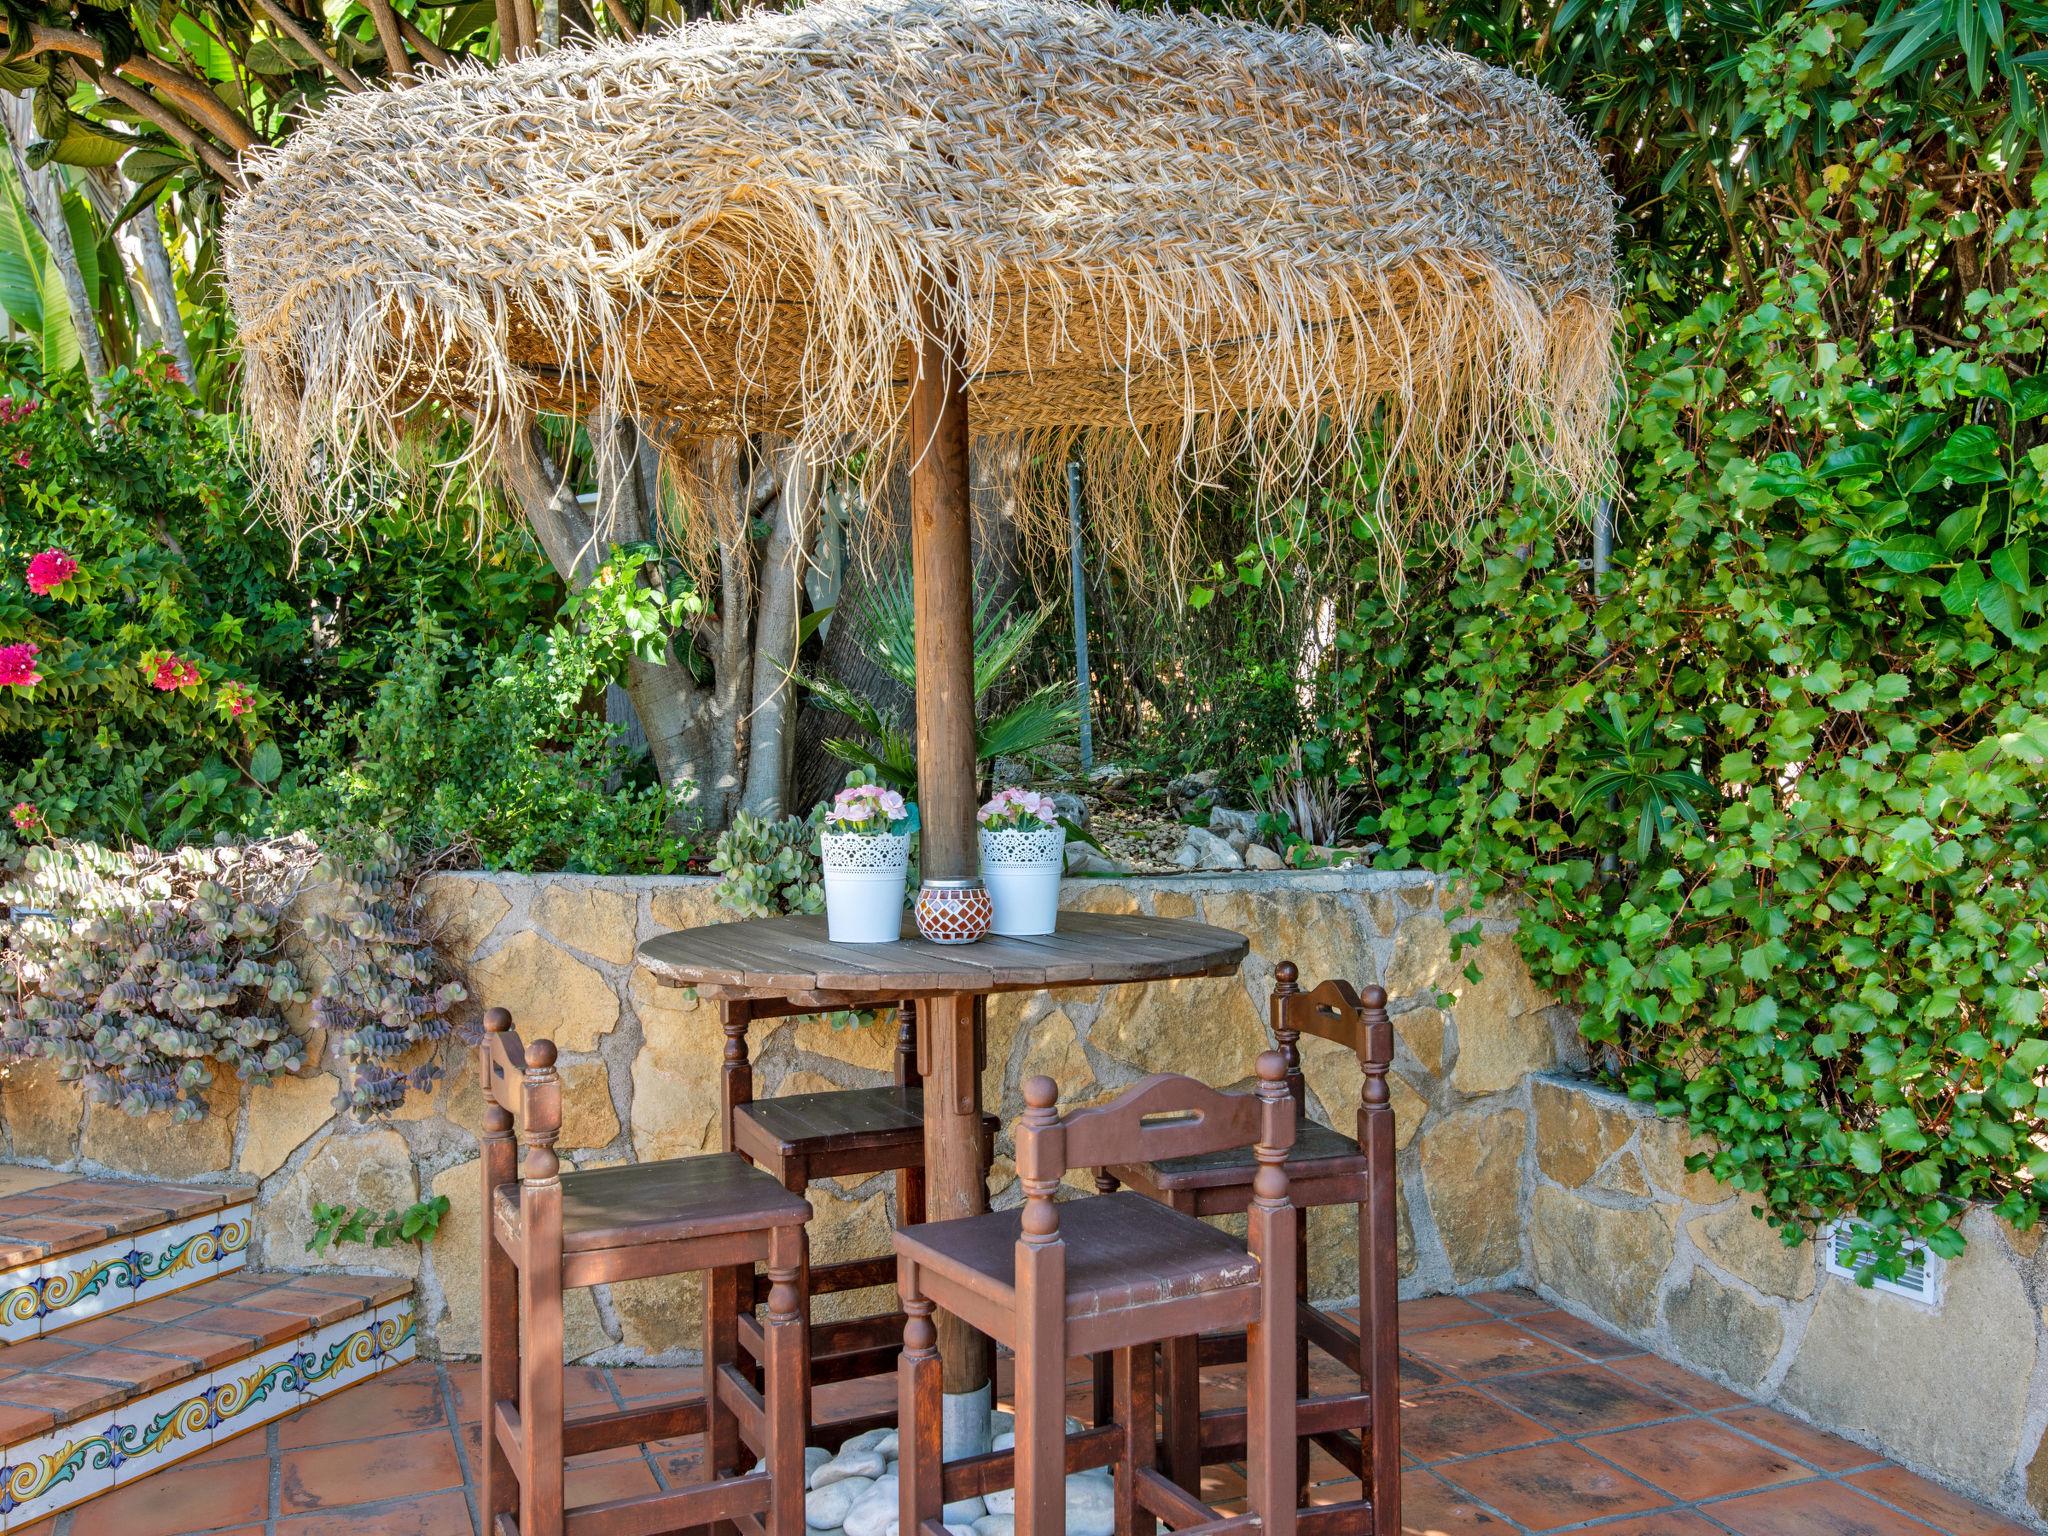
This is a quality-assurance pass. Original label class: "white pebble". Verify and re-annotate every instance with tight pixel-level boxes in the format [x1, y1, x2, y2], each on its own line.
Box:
[973, 1518, 1015, 1536]
[842, 1427, 894, 1453]
[841, 1474, 900, 1536]
[807, 1447, 833, 1477]
[814, 1449, 888, 1488]
[872, 1430, 900, 1460]
[806, 1475, 873, 1529]
[1066, 1471, 1116, 1536]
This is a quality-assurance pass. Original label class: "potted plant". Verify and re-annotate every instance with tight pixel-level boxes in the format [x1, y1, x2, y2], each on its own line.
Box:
[819, 784, 914, 942]
[977, 787, 1066, 936]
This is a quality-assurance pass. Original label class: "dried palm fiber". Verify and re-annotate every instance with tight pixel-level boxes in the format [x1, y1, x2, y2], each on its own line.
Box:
[224, 0, 1617, 582]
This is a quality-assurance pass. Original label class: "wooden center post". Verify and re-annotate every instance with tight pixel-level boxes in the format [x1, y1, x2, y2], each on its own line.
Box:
[906, 293, 993, 1406]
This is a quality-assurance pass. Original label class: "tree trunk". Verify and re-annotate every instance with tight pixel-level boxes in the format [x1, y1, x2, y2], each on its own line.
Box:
[1, 94, 107, 401]
[739, 445, 819, 819]
[82, 166, 195, 381]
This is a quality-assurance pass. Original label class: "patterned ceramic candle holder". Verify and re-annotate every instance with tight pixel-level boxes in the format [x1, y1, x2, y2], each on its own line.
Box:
[915, 877, 992, 944]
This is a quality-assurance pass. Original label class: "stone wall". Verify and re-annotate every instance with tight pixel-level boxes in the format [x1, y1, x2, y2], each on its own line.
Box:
[0, 869, 1578, 1365]
[1527, 1073, 2048, 1531]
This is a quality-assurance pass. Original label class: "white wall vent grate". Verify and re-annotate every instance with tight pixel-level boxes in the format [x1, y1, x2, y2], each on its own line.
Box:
[1821, 1220, 1940, 1304]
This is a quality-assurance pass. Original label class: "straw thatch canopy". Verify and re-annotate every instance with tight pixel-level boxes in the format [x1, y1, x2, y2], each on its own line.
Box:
[225, 0, 1617, 568]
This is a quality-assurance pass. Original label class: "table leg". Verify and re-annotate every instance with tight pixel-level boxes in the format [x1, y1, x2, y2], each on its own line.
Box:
[921, 991, 993, 1516]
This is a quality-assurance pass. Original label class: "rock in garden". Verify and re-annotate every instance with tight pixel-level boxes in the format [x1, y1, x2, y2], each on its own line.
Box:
[1064, 842, 1128, 875]
[806, 1474, 873, 1529]
[871, 1430, 899, 1460]
[1172, 826, 1244, 871]
[1208, 805, 1260, 839]
[842, 1428, 893, 1453]
[1245, 842, 1286, 870]
[973, 1518, 1015, 1536]
[1051, 792, 1089, 829]
[841, 1474, 900, 1536]
[807, 1447, 833, 1480]
[1085, 763, 1130, 786]
[813, 1447, 888, 1488]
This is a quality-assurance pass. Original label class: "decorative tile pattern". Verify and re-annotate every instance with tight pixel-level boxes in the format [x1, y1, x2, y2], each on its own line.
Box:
[0, 1278, 409, 1529]
[0, 1203, 253, 1344]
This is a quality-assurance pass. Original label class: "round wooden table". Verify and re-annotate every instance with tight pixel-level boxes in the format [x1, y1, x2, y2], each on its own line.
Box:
[636, 909, 1249, 1416]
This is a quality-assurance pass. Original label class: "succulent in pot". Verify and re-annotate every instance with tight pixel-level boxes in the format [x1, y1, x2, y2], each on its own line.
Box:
[819, 784, 915, 943]
[977, 787, 1066, 936]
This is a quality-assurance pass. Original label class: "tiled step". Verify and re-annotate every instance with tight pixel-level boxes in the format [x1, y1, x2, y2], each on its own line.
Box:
[0, 1268, 416, 1529]
[0, 1178, 255, 1342]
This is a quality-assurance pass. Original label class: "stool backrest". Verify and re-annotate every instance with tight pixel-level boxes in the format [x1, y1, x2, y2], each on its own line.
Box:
[480, 1007, 563, 1189]
[1017, 1052, 1296, 1192]
[1268, 961, 1393, 1124]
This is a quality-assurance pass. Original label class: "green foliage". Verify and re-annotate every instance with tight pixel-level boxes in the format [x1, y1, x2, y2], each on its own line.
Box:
[0, 352, 558, 849]
[802, 573, 1077, 791]
[0, 838, 310, 1119]
[273, 549, 692, 874]
[711, 807, 825, 918]
[306, 1193, 451, 1256]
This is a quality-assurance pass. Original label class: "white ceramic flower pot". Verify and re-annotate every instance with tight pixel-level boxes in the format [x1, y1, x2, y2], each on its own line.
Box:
[978, 826, 1066, 937]
[821, 831, 910, 943]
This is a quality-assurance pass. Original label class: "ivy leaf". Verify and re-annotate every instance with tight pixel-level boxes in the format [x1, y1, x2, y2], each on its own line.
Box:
[1908, 425, 2005, 491]
[1874, 535, 1944, 572]
[1878, 1105, 1929, 1151]
[1989, 543, 2032, 592]
[1848, 1131, 1884, 1173]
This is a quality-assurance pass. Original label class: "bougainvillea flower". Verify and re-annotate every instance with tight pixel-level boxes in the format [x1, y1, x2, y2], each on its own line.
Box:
[10, 801, 40, 833]
[25, 548, 76, 595]
[0, 641, 42, 688]
[218, 683, 254, 718]
[11, 449, 29, 470]
[149, 655, 203, 691]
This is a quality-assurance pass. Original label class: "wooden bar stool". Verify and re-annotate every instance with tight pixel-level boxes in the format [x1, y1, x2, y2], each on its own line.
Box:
[479, 1006, 810, 1536]
[720, 996, 996, 1440]
[895, 1055, 1300, 1536]
[1096, 963, 1401, 1536]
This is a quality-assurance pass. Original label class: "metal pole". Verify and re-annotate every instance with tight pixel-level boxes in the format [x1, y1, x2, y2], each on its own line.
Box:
[1065, 461, 1095, 774]
[1592, 495, 1613, 581]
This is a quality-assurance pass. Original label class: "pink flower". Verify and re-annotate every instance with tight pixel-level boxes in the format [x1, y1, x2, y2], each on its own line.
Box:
[219, 683, 253, 719]
[0, 397, 38, 425]
[25, 548, 76, 595]
[9, 801, 39, 834]
[12, 449, 29, 470]
[978, 786, 1061, 831]
[0, 641, 41, 688]
[149, 655, 202, 691]
[824, 783, 910, 833]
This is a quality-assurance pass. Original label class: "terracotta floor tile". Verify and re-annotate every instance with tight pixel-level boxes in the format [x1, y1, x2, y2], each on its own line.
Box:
[444, 1361, 483, 1422]
[1401, 1467, 1519, 1533]
[276, 1489, 478, 1535]
[0, 1370, 126, 1417]
[1402, 1295, 1494, 1331]
[1466, 1288, 1548, 1316]
[1402, 1323, 1587, 1381]
[0, 1336, 85, 1369]
[121, 1295, 211, 1324]
[1401, 1386, 1555, 1463]
[1514, 1309, 1642, 1360]
[567, 1453, 661, 1506]
[67, 1453, 270, 1536]
[1605, 1352, 1747, 1411]
[1717, 1405, 1885, 1473]
[0, 1398, 55, 1439]
[612, 1364, 706, 1400]
[1402, 1350, 1453, 1390]
[281, 1429, 468, 1513]
[56, 1315, 151, 1345]
[51, 1344, 194, 1392]
[120, 1325, 257, 1369]
[1711, 1479, 1943, 1536]
[1583, 1515, 1733, 1535]
[1847, 1465, 2036, 1535]
[1586, 1419, 1810, 1500]
[280, 1372, 450, 1446]
[1439, 1441, 1670, 1530]
[1483, 1364, 1689, 1435]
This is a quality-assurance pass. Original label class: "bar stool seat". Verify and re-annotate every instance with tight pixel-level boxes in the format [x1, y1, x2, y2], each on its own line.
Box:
[734, 1084, 996, 1180]
[493, 1155, 810, 1255]
[1128, 1118, 1364, 1192]
[893, 1191, 1262, 1325]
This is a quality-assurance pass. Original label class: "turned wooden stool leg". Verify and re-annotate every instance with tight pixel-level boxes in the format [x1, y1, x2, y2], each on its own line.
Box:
[765, 1227, 809, 1536]
[1114, 1344, 1158, 1536]
[705, 1262, 742, 1534]
[481, 1100, 519, 1532]
[898, 1267, 943, 1536]
[1089, 1171, 1120, 1428]
[1295, 1211, 1312, 1505]
[1160, 1188, 1200, 1494]
[515, 1253, 566, 1536]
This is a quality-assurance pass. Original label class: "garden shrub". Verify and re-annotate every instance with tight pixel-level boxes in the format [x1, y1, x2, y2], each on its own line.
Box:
[1336, 145, 2048, 1273]
[0, 350, 558, 849]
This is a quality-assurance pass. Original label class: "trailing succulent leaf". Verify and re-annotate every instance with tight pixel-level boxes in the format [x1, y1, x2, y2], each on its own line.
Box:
[0, 838, 312, 1119]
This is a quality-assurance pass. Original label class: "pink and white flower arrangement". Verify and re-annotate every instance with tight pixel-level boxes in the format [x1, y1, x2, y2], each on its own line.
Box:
[978, 786, 1060, 832]
[147, 654, 203, 691]
[0, 641, 42, 689]
[25, 548, 77, 595]
[824, 783, 911, 836]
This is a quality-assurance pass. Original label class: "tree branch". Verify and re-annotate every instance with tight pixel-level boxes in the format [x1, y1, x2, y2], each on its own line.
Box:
[21, 24, 261, 152]
[82, 64, 246, 189]
[600, 0, 640, 40]
[363, 0, 412, 81]
[394, 11, 453, 71]
[248, 0, 364, 92]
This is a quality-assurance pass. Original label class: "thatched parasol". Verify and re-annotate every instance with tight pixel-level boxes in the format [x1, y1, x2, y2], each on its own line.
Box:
[224, 0, 1614, 1420]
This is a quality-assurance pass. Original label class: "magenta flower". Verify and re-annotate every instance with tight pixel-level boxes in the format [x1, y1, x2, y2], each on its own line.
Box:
[25, 548, 76, 595]
[219, 683, 254, 719]
[12, 449, 29, 470]
[0, 641, 42, 688]
[149, 655, 203, 691]
[9, 801, 39, 834]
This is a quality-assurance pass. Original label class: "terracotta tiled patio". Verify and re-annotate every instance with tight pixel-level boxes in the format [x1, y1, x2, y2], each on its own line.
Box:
[14, 1288, 2028, 1536]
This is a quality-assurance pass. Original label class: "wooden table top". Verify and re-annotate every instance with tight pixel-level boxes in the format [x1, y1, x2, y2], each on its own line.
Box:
[636, 911, 1248, 1003]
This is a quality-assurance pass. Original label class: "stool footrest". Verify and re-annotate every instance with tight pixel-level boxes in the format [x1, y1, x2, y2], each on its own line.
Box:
[938, 1424, 1120, 1504]
[1134, 1468, 1260, 1534]
[1197, 1390, 1372, 1456]
[492, 1395, 710, 1465]
[1299, 1497, 1379, 1535]
[563, 1468, 772, 1536]
[752, 1253, 896, 1300]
